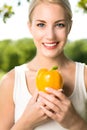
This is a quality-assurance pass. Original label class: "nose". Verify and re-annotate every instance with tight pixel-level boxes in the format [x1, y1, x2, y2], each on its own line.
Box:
[46, 26, 56, 40]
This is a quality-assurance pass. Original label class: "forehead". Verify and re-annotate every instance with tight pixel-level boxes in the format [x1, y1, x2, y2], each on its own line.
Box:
[31, 3, 65, 21]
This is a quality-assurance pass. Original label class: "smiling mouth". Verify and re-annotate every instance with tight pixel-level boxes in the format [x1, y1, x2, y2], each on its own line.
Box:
[43, 42, 59, 49]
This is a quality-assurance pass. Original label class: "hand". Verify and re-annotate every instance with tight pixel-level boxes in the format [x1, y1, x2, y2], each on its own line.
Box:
[38, 88, 80, 129]
[20, 90, 49, 130]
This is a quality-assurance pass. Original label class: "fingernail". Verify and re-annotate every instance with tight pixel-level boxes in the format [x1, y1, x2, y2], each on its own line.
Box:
[45, 87, 50, 91]
[58, 89, 64, 93]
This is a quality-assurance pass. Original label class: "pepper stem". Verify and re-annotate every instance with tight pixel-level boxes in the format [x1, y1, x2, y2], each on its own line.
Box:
[51, 66, 58, 70]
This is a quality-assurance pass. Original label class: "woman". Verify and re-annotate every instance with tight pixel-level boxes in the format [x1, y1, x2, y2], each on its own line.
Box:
[0, 0, 87, 130]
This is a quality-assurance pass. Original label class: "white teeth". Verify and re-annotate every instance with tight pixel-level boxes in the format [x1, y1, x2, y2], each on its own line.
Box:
[44, 43, 57, 47]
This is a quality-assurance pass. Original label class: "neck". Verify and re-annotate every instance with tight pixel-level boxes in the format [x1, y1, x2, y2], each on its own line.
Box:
[29, 52, 69, 71]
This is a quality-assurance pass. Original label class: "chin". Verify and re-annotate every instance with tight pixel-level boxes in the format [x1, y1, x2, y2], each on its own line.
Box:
[43, 49, 61, 57]
[42, 53, 58, 59]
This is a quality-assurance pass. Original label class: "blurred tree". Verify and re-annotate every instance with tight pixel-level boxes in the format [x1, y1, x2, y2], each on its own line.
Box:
[1, 44, 20, 71]
[0, 4, 14, 23]
[0, 40, 11, 70]
[0, 0, 87, 23]
[0, 38, 87, 72]
[15, 38, 36, 64]
[0, 0, 30, 23]
[64, 39, 87, 64]
[78, 0, 87, 12]
[0, 38, 36, 72]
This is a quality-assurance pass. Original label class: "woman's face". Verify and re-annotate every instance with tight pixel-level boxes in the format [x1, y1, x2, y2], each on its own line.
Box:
[29, 3, 70, 58]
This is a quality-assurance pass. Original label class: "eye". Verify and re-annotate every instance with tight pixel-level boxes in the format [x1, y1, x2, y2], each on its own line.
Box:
[37, 23, 45, 27]
[56, 23, 65, 28]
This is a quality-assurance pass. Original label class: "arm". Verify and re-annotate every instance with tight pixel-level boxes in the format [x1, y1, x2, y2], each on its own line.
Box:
[38, 88, 87, 130]
[0, 70, 48, 130]
[0, 70, 15, 130]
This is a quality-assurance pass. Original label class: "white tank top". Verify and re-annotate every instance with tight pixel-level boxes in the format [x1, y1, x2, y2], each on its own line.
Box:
[13, 62, 87, 130]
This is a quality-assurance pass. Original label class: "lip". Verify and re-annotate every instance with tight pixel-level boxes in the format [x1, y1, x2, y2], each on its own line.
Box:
[42, 42, 59, 49]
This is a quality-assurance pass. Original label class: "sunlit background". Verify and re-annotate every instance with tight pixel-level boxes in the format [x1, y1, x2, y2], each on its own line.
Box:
[0, 0, 87, 41]
[0, 0, 87, 79]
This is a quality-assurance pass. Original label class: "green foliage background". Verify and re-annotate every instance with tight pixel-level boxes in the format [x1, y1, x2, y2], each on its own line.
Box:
[0, 38, 36, 72]
[0, 38, 87, 76]
[64, 39, 87, 63]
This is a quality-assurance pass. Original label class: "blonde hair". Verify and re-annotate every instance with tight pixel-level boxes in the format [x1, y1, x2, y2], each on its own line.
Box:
[28, 0, 72, 24]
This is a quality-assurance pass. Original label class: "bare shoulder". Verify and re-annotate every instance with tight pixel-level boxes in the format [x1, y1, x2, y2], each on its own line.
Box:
[0, 68, 15, 104]
[0, 69, 15, 92]
[0, 68, 15, 109]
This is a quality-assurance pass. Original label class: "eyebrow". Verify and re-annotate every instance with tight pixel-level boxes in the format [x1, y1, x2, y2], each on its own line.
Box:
[36, 20, 46, 23]
[55, 19, 66, 23]
[36, 19, 66, 23]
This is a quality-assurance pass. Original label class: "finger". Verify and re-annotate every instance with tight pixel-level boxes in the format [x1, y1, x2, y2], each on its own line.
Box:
[40, 89, 71, 112]
[39, 96, 61, 113]
[39, 91, 68, 112]
[40, 105, 58, 121]
[32, 90, 39, 102]
[45, 88, 68, 101]
[38, 92, 64, 114]
[45, 88, 72, 112]
[39, 91, 61, 108]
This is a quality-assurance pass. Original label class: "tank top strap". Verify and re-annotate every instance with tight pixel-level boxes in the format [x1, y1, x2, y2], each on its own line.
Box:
[13, 64, 30, 104]
[75, 62, 86, 97]
[69, 62, 87, 121]
[69, 62, 86, 99]
[13, 64, 32, 122]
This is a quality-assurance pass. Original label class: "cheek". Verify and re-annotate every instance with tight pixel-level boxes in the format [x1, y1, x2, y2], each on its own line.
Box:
[61, 29, 68, 38]
[58, 31, 67, 41]
[32, 29, 44, 43]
